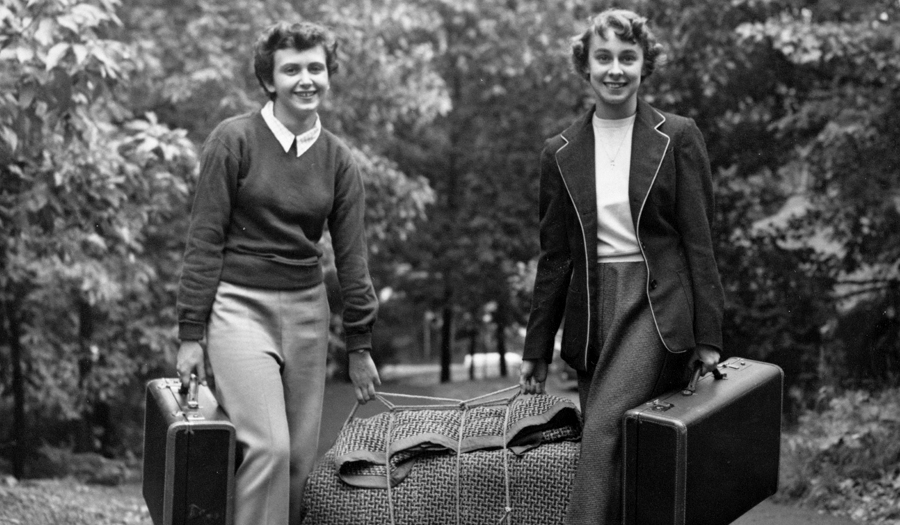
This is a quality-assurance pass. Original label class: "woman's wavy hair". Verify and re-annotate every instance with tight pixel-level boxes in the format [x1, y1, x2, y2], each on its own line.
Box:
[253, 21, 339, 99]
[570, 9, 664, 80]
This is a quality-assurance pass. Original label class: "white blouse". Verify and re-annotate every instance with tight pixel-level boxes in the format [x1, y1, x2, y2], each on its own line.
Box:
[592, 113, 643, 263]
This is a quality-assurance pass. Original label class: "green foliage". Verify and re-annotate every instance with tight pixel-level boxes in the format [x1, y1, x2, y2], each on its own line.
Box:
[299, 0, 454, 145]
[119, 0, 296, 140]
[779, 388, 900, 523]
[739, 3, 900, 273]
[727, 2, 900, 385]
[0, 0, 195, 455]
[374, 0, 585, 329]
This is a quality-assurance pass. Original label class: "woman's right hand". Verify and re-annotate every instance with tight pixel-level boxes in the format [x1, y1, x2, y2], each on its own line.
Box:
[348, 350, 381, 404]
[176, 340, 206, 390]
[519, 359, 548, 395]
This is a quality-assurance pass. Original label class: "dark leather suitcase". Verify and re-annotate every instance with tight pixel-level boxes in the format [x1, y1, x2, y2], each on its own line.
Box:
[623, 357, 783, 525]
[143, 377, 236, 525]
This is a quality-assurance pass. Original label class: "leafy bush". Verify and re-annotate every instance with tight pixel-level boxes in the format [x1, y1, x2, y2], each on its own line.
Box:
[778, 388, 900, 523]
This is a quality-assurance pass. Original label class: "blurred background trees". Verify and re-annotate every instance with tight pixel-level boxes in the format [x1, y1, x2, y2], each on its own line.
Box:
[2, 0, 899, 475]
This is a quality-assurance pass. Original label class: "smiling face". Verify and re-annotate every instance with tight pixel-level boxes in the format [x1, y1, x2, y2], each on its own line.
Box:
[264, 45, 329, 134]
[586, 28, 644, 119]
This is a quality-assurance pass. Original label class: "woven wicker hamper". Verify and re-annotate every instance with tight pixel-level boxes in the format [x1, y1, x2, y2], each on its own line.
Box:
[302, 392, 582, 525]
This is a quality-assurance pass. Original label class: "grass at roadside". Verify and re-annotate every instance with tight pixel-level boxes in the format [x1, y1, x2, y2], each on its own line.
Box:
[774, 387, 900, 524]
[0, 477, 151, 525]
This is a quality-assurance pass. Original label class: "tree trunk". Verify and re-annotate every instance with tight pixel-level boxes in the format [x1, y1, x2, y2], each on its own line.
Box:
[437, 27, 466, 385]
[440, 304, 453, 383]
[495, 302, 508, 378]
[468, 322, 478, 380]
[76, 298, 100, 454]
[440, 283, 454, 383]
[77, 298, 94, 385]
[3, 298, 26, 479]
[422, 311, 433, 359]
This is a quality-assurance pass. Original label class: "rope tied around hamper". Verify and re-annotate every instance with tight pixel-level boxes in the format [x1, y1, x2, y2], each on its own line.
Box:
[455, 403, 467, 525]
[499, 389, 515, 525]
[343, 386, 521, 525]
[385, 409, 397, 525]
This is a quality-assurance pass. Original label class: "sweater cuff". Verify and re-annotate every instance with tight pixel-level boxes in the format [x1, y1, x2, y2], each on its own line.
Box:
[179, 321, 206, 341]
[694, 339, 723, 354]
[345, 331, 372, 353]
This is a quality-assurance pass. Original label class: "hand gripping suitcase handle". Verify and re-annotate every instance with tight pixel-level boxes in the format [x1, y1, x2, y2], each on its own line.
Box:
[682, 362, 726, 396]
[178, 373, 200, 409]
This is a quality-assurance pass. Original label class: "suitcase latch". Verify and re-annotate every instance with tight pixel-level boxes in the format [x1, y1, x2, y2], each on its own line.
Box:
[724, 359, 747, 370]
[649, 399, 674, 412]
[175, 411, 207, 421]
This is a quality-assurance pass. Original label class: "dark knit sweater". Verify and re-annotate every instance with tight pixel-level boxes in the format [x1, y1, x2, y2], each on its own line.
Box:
[176, 110, 377, 351]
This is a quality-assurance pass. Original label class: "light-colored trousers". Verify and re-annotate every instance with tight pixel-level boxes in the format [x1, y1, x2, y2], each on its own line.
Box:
[207, 280, 330, 525]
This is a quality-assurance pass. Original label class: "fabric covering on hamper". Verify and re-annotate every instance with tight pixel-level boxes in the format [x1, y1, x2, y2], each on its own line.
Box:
[301, 389, 582, 525]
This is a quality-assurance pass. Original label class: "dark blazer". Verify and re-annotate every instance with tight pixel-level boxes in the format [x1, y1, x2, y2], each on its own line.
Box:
[523, 99, 724, 372]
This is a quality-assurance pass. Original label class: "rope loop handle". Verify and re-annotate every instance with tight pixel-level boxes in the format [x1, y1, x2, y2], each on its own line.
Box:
[342, 385, 521, 428]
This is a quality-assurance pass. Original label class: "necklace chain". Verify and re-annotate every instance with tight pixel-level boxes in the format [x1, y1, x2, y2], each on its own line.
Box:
[600, 126, 631, 167]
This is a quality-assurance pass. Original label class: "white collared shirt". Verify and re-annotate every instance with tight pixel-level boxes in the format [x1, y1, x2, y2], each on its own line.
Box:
[261, 100, 321, 157]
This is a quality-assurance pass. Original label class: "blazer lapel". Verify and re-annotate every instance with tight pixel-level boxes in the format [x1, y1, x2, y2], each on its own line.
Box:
[556, 110, 597, 227]
[552, 102, 670, 259]
[629, 99, 670, 229]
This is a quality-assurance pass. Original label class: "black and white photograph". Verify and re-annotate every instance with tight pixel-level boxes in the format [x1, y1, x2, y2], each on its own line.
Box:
[1, 0, 898, 524]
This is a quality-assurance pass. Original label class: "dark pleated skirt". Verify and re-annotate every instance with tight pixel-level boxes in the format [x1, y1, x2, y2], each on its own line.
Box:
[564, 262, 690, 525]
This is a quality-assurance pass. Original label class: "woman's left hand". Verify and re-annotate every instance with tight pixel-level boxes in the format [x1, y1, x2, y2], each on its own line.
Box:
[348, 350, 381, 404]
[519, 359, 548, 395]
[691, 344, 721, 376]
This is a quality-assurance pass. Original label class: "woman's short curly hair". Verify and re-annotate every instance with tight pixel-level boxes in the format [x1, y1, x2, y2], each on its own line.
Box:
[253, 21, 339, 99]
[570, 9, 664, 80]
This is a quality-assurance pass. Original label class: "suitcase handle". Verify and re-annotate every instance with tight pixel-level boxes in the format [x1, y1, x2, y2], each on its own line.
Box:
[178, 373, 200, 409]
[682, 362, 726, 396]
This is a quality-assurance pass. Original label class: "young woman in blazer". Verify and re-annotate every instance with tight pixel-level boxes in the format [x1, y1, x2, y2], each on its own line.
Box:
[519, 9, 724, 524]
[174, 21, 380, 525]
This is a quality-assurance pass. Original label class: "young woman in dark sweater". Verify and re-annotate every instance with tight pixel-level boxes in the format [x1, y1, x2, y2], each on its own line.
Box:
[175, 21, 379, 525]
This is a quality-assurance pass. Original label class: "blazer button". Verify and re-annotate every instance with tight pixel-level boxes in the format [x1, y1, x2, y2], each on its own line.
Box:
[649, 279, 658, 290]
